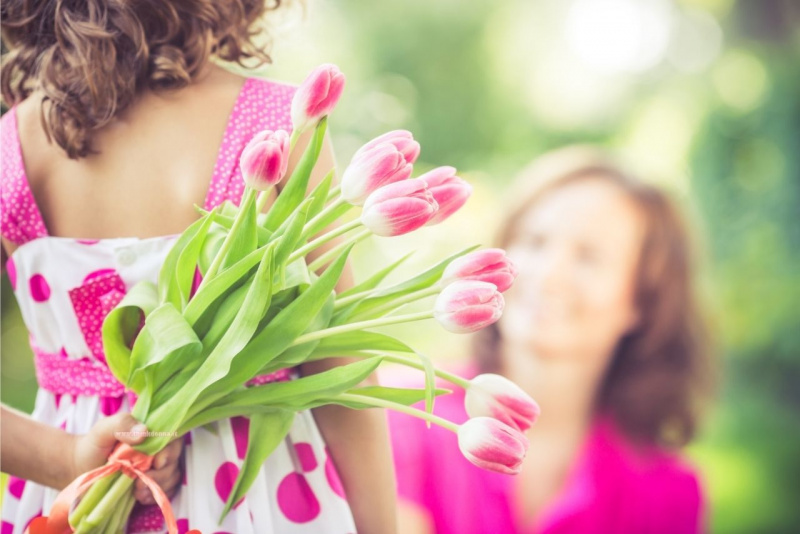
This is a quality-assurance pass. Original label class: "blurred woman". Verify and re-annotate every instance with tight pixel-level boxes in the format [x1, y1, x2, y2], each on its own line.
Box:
[389, 146, 715, 534]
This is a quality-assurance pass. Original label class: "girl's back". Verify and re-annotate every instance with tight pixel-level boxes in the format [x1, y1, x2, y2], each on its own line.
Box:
[6, 64, 251, 246]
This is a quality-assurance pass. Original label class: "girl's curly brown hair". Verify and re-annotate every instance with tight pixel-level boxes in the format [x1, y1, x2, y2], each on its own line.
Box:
[1, 0, 286, 159]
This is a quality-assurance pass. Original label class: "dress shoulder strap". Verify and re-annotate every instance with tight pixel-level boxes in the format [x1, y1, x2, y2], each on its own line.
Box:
[203, 77, 297, 211]
[1, 106, 49, 246]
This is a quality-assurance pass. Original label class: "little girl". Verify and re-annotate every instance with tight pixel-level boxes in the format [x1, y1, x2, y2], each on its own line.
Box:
[0, 1, 395, 532]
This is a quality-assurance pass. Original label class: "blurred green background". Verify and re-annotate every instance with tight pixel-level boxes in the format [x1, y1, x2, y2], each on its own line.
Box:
[2, 0, 799, 531]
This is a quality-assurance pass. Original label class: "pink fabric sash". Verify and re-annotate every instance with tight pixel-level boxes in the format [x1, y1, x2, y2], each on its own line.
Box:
[32, 342, 291, 399]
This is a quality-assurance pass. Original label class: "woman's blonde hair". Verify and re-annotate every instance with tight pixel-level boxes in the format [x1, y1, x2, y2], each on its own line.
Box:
[474, 145, 715, 447]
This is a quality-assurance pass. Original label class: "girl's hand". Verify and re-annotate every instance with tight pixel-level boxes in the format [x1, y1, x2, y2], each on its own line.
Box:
[69, 412, 185, 504]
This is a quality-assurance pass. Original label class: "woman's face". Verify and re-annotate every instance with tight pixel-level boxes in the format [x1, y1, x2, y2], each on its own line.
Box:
[500, 176, 645, 360]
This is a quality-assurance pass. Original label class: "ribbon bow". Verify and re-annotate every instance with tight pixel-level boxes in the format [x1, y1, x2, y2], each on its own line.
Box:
[24, 443, 200, 534]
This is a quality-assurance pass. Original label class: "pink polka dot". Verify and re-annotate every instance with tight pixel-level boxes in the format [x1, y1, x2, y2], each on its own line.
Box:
[6, 257, 16, 291]
[76, 239, 100, 245]
[325, 450, 346, 499]
[214, 461, 244, 509]
[294, 442, 318, 472]
[277, 472, 321, 523]
[1, 521, 14, 534]
[100, 395, 123, 416]
[177, 518, 189, 534]
[82, 268, 116, 285]
[54, 393, 63, 409]
[231, 416, 249, 460]
[58, 347, 69, 359]
[29, 274, 50, 302]
[8, 476, 25, 498]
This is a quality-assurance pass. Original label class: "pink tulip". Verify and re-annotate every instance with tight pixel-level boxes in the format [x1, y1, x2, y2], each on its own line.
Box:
[434, 280, 504, 333]
[457, 417, 528, 475]
[360, 180, 438, 237]
[341, 142, 415, 205]
[441, 248, 518, 293]
[291, 63, 346, 133]
[465, 374, 540, 432]
[418, 166, 473, 225]
[353, 130, 420, 165]
[241, 129, 290, 190]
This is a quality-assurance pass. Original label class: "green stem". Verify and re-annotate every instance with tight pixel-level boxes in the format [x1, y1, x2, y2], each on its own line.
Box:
[289, 128, 302, 153]
[326, 184, 342, 204]
[301, 196, 350, 240]
[308, 228, 371, 272]
[198, 187, 257, 289]
[102, 488, 135, 534]
[344, 351, 471, 390]
[255, 185, 275, 213]
[333, 393, 459, 432]
[79, 475, 135, 532]
[292, 311, 433, 346]
[351, 285, 441, 318]
[69, 472, 118, 529]
[288, 219, 362, 264]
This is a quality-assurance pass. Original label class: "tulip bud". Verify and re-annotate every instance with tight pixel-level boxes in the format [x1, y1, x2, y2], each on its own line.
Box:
[341, 141, 415, 206]
[418, 166, 472, 225]
[353, 130, 420, 165]
[457, 417, 528, 475]
[240, 129, 290, 190]
[465, 374, 540, 432]
[441, 248, 518, 293]
[434, 280, 504, 333]
[361, 180, 438, 237]
[291, 63, 346, 133]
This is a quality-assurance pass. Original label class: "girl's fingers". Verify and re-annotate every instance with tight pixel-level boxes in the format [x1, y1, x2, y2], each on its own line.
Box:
[134, 469, 182, 505]
[152, 438, 183, 469]
[134, 438, 185, 503]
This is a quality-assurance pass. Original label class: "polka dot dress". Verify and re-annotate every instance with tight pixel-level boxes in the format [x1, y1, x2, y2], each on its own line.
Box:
[0, 78, 356, 534]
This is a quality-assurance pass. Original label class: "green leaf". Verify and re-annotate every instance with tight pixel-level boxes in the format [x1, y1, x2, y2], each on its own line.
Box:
[174, 210, 217, 310]
[177, 244, 354, 430]
[272, 198, 314, 270]
[183, 243, 269, 327]
[301, 200, 352, 240]
[306, 330, 415, 359]
[262, 118, 328, 232]
[337, 252, 414, 298]
[220, 188, 258, 271]
[101, 281, 159, 386]
[127, 303, 203, 389]
[306, 170, 334, 221]
[157, 212, 213, 308]
[197, 283, 250, 355]
[414, 351, 437, 420]
[143, 244, 276, 453]
[258, 292, 335, 373]
[335, 245, 480, 324]
[179, 356, 384, 431]
[199, 210, 273, 247]
[343, 385, 451, 407]
[219, 410, 295, 523]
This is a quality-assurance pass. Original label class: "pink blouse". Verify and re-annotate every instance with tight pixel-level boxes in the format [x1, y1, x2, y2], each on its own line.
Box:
[387, 368, 706, 534]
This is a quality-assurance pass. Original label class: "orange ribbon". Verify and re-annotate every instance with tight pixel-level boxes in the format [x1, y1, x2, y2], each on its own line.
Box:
[24, 443, 201, 534]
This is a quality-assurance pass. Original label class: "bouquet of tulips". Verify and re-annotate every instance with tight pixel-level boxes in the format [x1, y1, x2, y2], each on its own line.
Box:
[34, 64, 539, 534]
